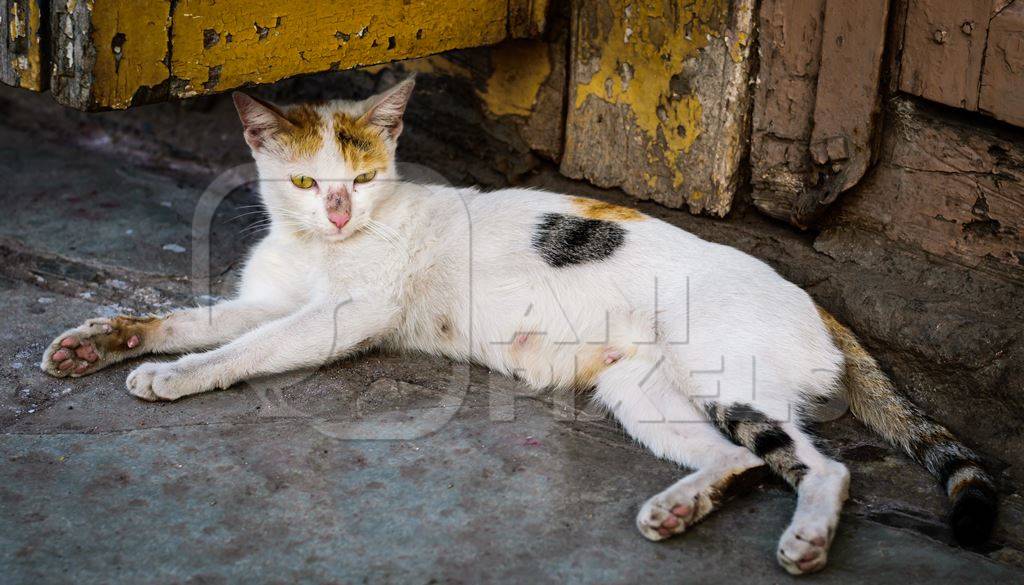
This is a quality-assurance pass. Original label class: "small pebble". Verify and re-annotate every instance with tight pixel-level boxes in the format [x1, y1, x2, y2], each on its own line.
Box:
[160, 201, 172, 208]
[125, 229, 135, 235]
[162, 243, 186, 253]
[37, 297, 54, 304]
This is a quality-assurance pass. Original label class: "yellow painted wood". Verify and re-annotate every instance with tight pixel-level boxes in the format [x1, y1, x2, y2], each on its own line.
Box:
[170, 0, 510, 98]
[1, 0, 46, 90]
[89, 1, 173, 109]
[562, 0, 756, 216]
[52, 0, 541, 109]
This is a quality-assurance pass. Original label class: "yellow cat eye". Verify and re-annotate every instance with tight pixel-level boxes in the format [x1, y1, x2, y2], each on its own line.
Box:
[290, 175, 316, 189]
[354, 170, 377, 184]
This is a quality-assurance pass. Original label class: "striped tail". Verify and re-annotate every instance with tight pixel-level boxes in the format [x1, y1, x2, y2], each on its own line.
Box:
[818, 308, 998, 545]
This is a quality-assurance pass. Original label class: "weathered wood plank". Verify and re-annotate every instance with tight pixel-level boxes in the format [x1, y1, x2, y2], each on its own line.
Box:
[831, 98, 1024, 282]
[750, 0, 827, 222]
[51, 0, 172, 110]
[899, 0, 991, 111]
[0, 0, 47, 91]
[508, 0, 549, 39]
[794, 0, 889, 226]
[170, 0, 510, 99]
[561, 0, 756, 217]
[979, 1, 1024, 128]
[50, 0, 542, 110]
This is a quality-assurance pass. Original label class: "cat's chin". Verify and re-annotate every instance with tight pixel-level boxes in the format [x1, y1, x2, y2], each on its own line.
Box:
[322, 232, 349, 242]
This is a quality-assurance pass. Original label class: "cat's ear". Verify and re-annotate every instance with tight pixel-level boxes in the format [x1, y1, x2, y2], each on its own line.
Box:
[232, 92, 293, 151]
[361, 76, 415, 140]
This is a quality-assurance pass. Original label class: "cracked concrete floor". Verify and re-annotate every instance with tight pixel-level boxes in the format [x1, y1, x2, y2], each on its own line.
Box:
[2, 80, 1023, 584]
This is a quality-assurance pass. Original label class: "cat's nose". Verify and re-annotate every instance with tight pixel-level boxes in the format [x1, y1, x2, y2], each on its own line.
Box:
[328, 210, 350, 229]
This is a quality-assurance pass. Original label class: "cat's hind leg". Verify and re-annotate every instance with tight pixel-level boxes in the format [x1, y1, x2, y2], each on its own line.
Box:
[592, 357, 765, 541]
[703, 401, 850, 575]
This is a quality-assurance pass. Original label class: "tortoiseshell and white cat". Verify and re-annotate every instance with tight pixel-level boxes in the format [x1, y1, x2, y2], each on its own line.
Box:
[41, 78, 996, 574]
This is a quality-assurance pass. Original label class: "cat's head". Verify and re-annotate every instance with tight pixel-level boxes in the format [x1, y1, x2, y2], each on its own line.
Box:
[232, 78, 415, 241]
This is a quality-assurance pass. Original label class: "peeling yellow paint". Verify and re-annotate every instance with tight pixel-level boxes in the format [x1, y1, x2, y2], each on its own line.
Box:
[4, 0, 46, 90]
[571, 0, 730, 196]
[171, 0, 509, 98]
[88, 1, 172, 108]
[729, 31, 750, 64]
[574, 0, 726, 158]
[478, 39, 551, 117]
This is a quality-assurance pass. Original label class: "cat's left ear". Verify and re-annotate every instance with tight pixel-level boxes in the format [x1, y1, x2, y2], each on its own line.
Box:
[232, 92, 294, 151]
[361, 76, 415, 140]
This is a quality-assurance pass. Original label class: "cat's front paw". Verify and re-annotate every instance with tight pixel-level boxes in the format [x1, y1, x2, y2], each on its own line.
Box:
[126, 361, 204, 402]
[41, 315, 160, 378]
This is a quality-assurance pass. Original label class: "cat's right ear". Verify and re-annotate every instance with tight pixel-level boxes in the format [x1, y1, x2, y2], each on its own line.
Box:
[232, 92, 292, 151]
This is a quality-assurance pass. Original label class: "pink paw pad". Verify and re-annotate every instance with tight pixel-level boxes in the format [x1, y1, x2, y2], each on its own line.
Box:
[656, 503, 693, 536]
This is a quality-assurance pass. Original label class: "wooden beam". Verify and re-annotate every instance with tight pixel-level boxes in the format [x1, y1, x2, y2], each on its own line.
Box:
[561, 0, 756, 217]
[794, 0, 890, 226]
[0, 0, 47, 91]
[899, 0, 991, 111]
[979, 1, 1024, 128]
[749, 0, 827, 222]
[50, 0, 537, 110]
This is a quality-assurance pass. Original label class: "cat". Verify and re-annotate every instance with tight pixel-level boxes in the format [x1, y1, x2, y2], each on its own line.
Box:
[40, 77, 996, 575]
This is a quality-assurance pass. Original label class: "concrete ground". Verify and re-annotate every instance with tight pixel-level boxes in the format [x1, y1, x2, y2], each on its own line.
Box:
[1, 70, 1023, 584]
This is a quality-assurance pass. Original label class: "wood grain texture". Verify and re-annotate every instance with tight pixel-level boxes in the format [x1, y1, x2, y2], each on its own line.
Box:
[561, 0, 756, 217]
[0, 0, 47, 91]
[979, 1, 1024, 128]
[899, 0, 991, 111]
[49, 0, 541, 110]
[831, 98, 1024, 282]
[794, 0, 889, 226]
[750, 0, 827, 222]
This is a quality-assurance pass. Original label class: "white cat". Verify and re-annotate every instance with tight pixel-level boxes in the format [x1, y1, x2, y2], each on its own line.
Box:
[41, 78, 996, 574]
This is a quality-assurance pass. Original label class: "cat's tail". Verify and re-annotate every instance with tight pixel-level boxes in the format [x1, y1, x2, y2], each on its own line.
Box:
[817, 308, 997, 545]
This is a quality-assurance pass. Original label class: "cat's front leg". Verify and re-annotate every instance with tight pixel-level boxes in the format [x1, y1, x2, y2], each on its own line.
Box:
[126, 299, 399, 401]
[40, 299, 297, 378]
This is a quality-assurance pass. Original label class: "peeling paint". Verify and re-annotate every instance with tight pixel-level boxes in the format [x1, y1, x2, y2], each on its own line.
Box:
[88, 1, 172, 109]
[562, 0, 755, 217]
[50, 0, 542, 110]
[572, 0, 723, 159]
[1, 0, 47, 91]
[171, 0, 509, 99]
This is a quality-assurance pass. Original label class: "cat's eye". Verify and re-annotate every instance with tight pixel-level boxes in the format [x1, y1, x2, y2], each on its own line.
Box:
[290, 175, 316, 189]
[354, 170, 377, 184]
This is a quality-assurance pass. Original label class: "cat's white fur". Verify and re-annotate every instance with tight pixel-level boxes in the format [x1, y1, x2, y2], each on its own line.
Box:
[42, 80, 851, 575]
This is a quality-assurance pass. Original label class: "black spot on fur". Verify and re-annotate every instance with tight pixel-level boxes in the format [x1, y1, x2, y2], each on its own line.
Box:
[532, 213, 625, 268]
[752, 427, 793, 458]
[950, 483, 998, 545]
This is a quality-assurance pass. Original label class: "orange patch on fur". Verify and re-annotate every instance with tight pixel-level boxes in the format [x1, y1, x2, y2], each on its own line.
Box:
[333, 113, 389, 170]
[278, 105, 325, 159]
[571, 197, 645, 221]
[573, 345, 634, 389]
[99, 315, 163, 351]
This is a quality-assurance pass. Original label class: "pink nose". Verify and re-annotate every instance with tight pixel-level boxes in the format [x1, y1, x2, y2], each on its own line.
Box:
[327, 211, 350, 229]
